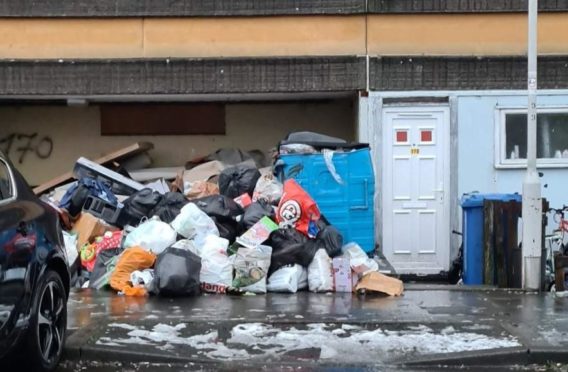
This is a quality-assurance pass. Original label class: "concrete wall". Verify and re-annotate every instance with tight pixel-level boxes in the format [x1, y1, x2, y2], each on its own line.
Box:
[1, 13, 568, 59]
[457, 93, 568, 209]
[367, 13, 568, 56]
[0, 100, 355, 186]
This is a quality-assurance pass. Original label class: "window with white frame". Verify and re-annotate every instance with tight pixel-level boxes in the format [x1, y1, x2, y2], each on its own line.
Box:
[496, 108, 568, 167]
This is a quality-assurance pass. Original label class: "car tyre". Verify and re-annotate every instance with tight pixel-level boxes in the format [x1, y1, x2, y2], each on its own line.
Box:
[27, 270, 67, 372]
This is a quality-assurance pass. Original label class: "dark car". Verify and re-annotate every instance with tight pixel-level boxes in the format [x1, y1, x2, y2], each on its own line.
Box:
[0, 152, 70, 371]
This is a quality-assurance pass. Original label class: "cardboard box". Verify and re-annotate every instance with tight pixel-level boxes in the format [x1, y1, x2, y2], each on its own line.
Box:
[355, 272, 404, 296]
[72, 212, 119, 249]
[333, 257, 353, 293]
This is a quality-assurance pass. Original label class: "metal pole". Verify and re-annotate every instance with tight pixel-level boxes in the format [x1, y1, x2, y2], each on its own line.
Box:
[522, 0, 542, 290]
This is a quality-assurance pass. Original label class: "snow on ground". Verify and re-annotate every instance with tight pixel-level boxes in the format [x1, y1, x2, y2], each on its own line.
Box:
[96, 322, 521, 362]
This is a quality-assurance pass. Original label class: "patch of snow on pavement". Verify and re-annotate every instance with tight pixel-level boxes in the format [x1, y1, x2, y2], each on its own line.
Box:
[228, 323, 521, 359]
[98, 322, 521, 362]
[463, 324, 493, 331]
[539, 328, 568, 345]
[109, 323, 139, 331]
[103, 323, 251, 360]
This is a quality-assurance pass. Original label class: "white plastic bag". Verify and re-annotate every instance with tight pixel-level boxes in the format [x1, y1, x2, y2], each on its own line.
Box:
[344, 242, 378, 275]
[232, 245, 272, 294]
[130, 269, 155, 289]
[267, 264, 307, 293]
[170, 203, 219, 246]
[170, 239, 201, 257]
[308, 249, 334, 292]
[200, 235, 232, 293]
[62, 231, 79, 267]
[297, 266, 308, 290]
[123, 216, 177, 255]
[322, 149, 344, 185]
[252, 174, 283, 203]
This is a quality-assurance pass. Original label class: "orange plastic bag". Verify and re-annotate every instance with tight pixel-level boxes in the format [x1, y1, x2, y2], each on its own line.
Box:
[110, 247, 156, 296]
[277, 179, 321, 238]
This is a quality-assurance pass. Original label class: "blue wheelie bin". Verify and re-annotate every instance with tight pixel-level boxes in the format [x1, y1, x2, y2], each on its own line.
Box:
[460, 193, 522, 285]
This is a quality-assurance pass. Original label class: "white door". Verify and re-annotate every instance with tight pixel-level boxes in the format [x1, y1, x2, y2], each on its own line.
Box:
[382, 107, 450, 274]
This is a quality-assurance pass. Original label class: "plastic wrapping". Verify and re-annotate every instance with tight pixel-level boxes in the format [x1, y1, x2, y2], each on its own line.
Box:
[123, 217, 177, 255]
[232, 245, 272, 293]
[343, 242, 378, 275]
[267, 264, 308, 293]
[308, 249, 334, 293]
[252, 174, 283, 204]
[200, 235, 232, 293]
[170, 203, 219, 246]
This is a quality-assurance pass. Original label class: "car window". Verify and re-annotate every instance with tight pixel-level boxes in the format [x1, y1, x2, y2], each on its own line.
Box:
[0, 160, 13, 200]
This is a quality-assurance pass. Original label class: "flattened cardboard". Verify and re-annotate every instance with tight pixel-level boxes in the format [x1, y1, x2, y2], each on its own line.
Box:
[355, 271, 404, 296]
[183, 161, 227, 183]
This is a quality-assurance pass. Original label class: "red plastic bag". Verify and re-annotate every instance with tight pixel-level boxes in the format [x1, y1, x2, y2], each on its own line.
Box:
[277, 179, 321, 237]
[80, 230, 123, 272]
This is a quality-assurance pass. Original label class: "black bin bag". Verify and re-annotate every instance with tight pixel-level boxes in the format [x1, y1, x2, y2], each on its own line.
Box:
[193, 195, 244, 243]
[149, 192, 189, 224]
[241, 200, 275, 230]
[316, 226, 343, 258]
[218, 164, 261, 198]
[120, 188, 163, 226]
[267, 228, 318, 276]
[154, 247, 201, 297]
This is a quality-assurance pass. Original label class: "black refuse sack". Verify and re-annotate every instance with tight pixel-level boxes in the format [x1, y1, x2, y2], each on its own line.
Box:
[242, 200, 275, 230]
[193, 195, 244, 243]
[316, 226, 343, 258]
[212, 217, 240, 244]
[218, 164, 261, 198]
[149, 192, 189, 223]
[267, 228, 318, 276]
[120, 188, 163, 226]
[154, 247, 201, 297]
[193, 195, 244, 221]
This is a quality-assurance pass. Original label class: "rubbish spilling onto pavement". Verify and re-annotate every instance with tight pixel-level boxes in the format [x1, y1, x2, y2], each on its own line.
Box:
[39, 132, 402, 297]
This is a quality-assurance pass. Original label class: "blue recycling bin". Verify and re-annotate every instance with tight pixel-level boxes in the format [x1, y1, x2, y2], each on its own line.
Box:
[460, 193, 522, 285]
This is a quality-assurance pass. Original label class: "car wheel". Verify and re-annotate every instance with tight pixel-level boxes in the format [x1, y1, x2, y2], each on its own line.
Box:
[27, 270, 67, 372]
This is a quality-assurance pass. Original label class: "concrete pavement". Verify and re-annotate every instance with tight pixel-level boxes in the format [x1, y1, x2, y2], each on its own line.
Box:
[61, 286, 568, 370]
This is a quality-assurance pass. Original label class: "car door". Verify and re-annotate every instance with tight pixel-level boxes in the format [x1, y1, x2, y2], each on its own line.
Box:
[0, 154, 43, 337]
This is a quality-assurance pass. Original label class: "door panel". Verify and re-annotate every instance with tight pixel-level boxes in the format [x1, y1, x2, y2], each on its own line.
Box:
[382, 107, 450, 274]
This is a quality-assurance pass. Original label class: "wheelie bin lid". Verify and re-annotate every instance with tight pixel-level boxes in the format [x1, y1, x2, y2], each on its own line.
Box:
[460, 193, 522, 208]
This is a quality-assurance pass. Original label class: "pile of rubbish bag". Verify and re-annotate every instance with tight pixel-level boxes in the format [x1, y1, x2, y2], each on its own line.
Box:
[44, 132, 403, 297]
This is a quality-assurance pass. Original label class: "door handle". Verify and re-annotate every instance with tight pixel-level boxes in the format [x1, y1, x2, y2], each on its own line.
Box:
[17, 222, 28, 236]
[435, 188, 444, 202]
